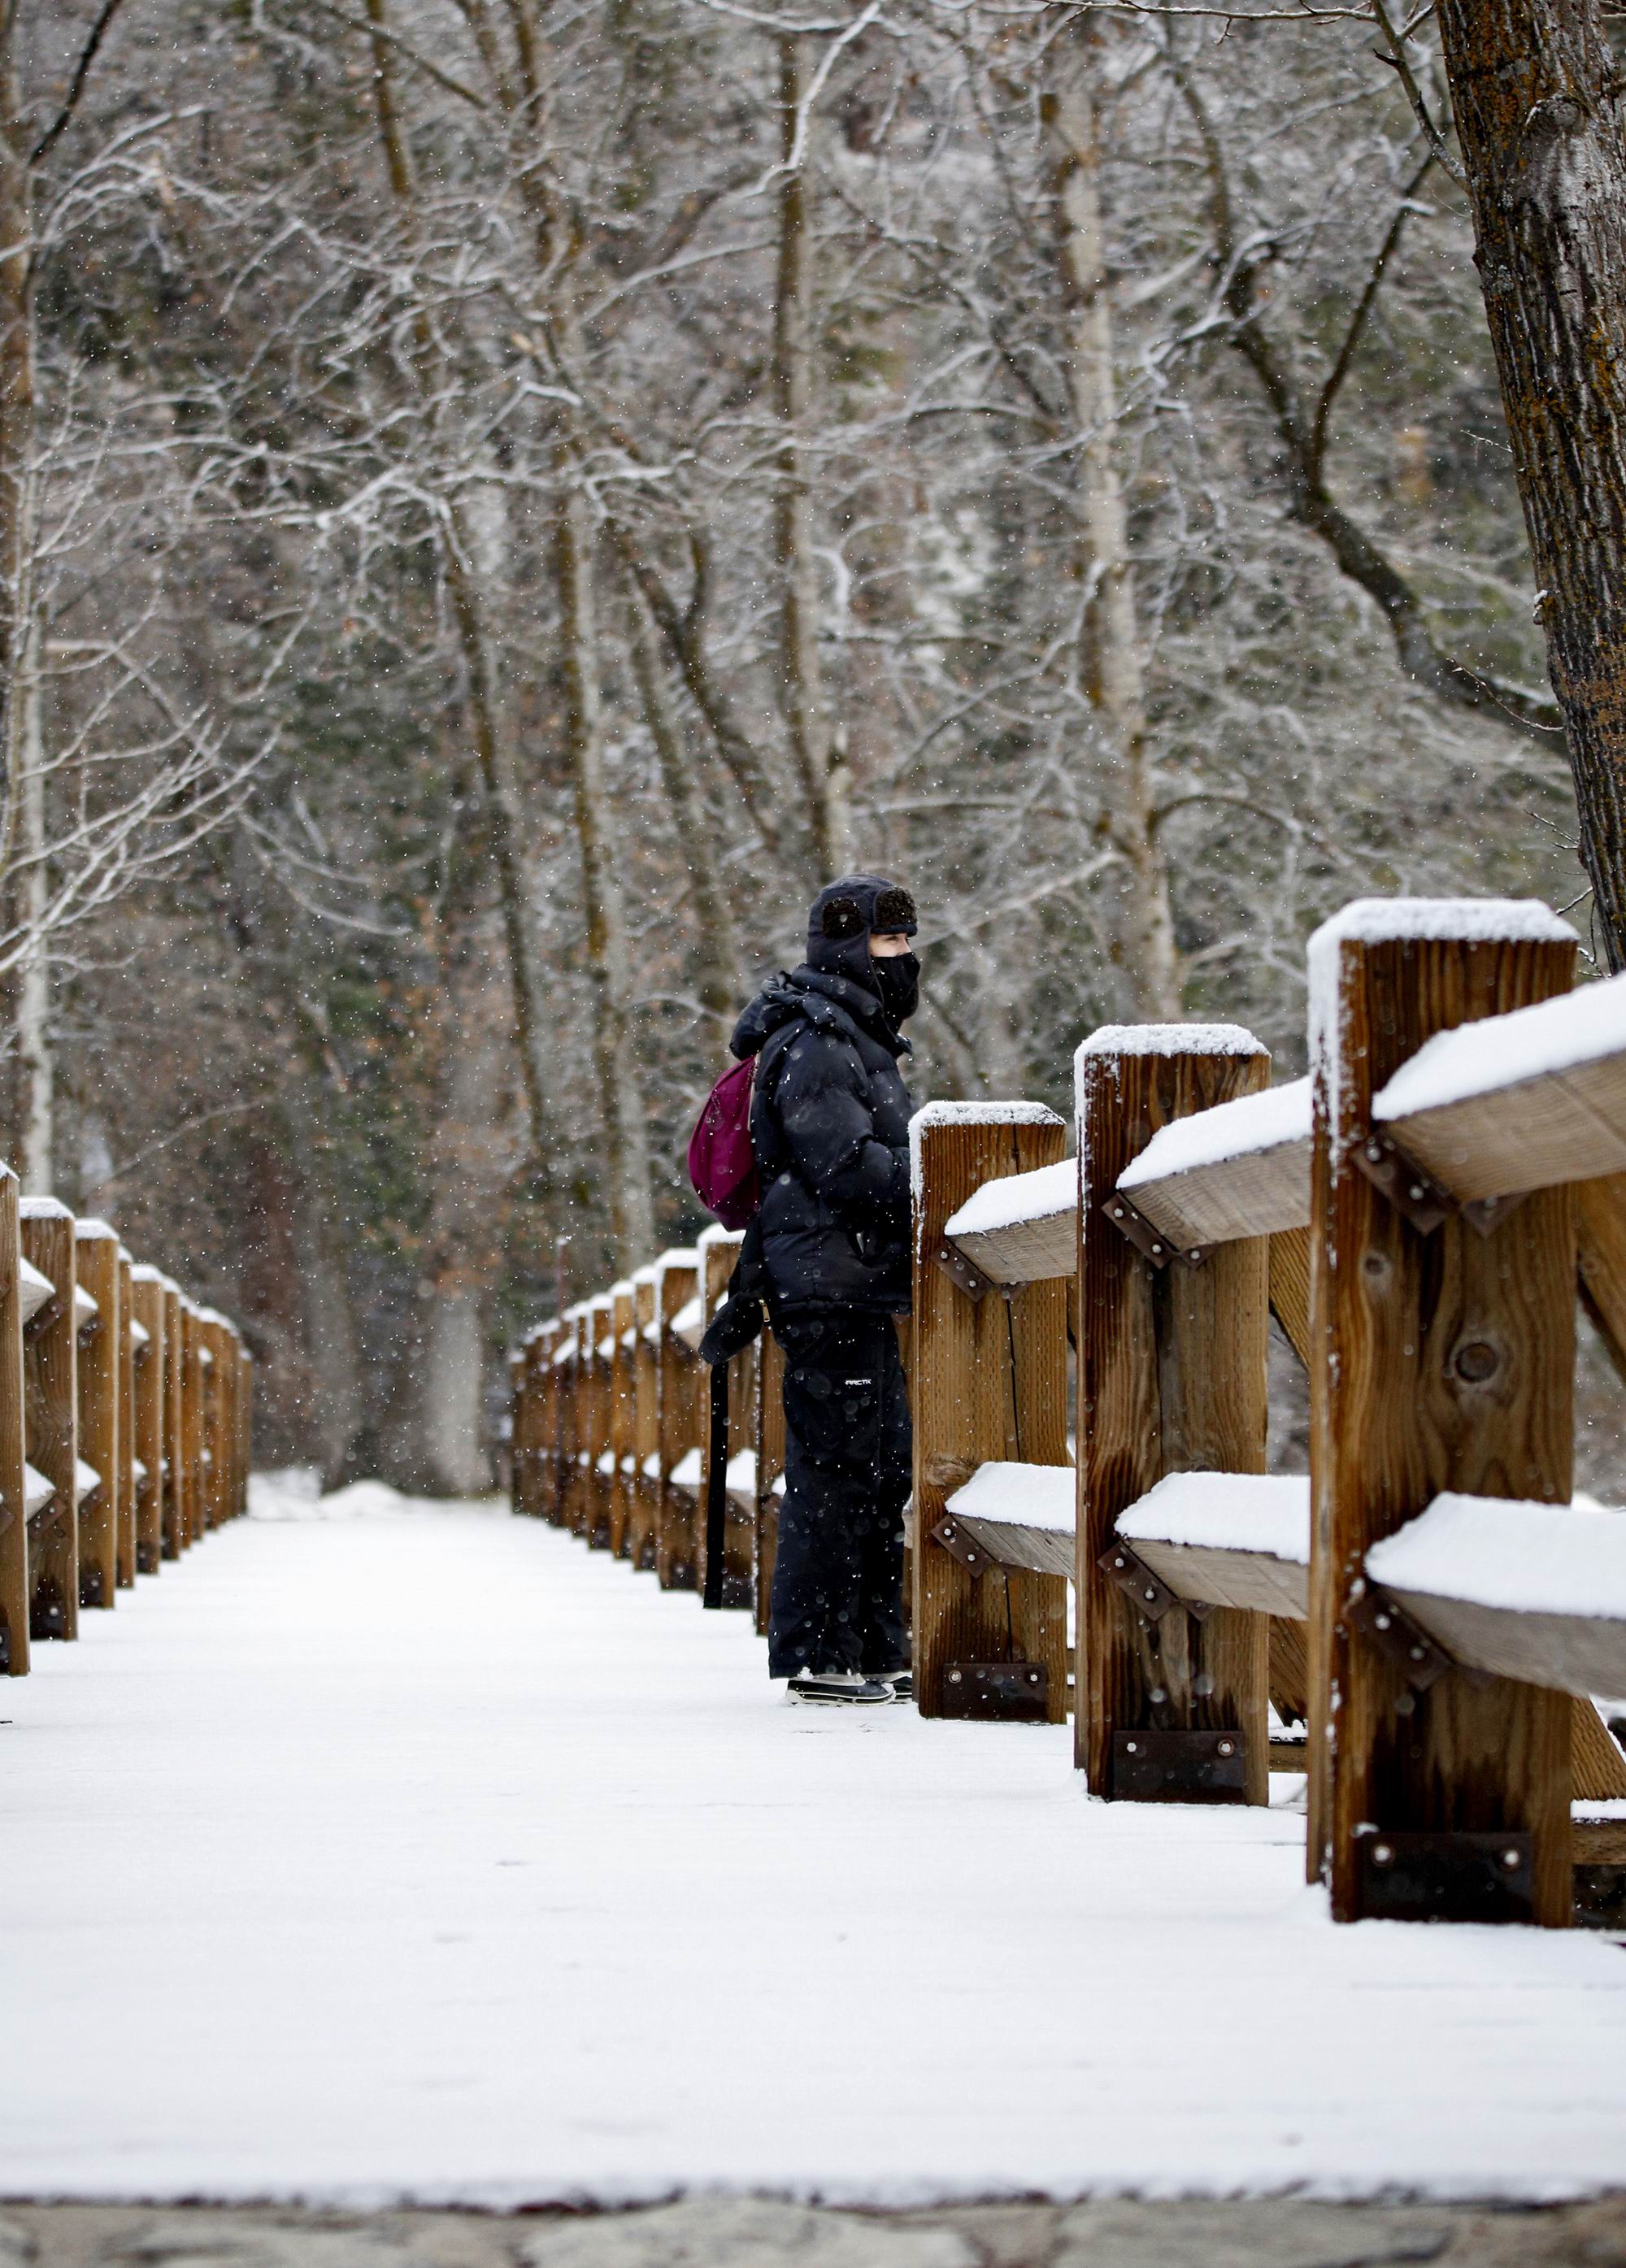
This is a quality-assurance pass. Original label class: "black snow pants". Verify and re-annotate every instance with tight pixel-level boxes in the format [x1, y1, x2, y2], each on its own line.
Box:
[767, 1310, 911, 1679]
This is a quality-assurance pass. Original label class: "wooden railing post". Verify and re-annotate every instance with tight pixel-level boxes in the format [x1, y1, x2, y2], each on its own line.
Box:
[628, 1271, 659, 1570]
[132, 1260, 166, 1575]
[608, 1281, 635, 1557]
[236, 1338, 252, 1517]
[180, 1300, 204, 1549]
[0, 1169, 28, 1673]
[21, 1198, 77, 1639]
[565, 1305, 590, 1536]
[911, 1103, 1070, 1722]
[1306, 901, 1577, 1925]
[73, 1219, 120, 1610]
[695, 1226, 752, 1610]
[1076, 1028, 1272, 1802]
[584, 1293, 613, 1550]
[115, 1246, 136, 1585]
[654, 1251, 700, 1590]
[160, 1280, 185, 1556]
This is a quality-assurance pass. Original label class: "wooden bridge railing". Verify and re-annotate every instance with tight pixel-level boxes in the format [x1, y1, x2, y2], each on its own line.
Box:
[0, 1180, 250, 1675]
[511, 894, 1626, 1928]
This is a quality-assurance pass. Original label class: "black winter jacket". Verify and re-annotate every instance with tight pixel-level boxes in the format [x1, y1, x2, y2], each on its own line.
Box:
[730, 966, 915, 1319]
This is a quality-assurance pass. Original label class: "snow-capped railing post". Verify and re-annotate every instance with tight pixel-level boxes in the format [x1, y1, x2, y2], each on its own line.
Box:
[562, 1306, 590, 1538]
[131, 1268, 165, 1575]
[161, 1282, 185, 1555]
[585, 1293, 615, 1552]
[628, 1271, 659, 1569]
[607, 1284, 636, 1558]
[21, 1200, 77, 1637]
[754, 1327, 785, 1639]
[0, 1170, 28, 1674]
[74, 1219, 120, 1607]
[1076, 1027, 1272, 1805]
[1306, 900, 1578, 1927]
[115, 1249, 134, 1584]
[654, 1252, 701, 1591]
[180, 1301, 206, 1549]
[695, 1228, 753, 1610]
[909, 1102, 1070, 1723]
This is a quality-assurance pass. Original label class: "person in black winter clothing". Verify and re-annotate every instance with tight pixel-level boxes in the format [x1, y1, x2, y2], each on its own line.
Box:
[728, 875, 920, 1705]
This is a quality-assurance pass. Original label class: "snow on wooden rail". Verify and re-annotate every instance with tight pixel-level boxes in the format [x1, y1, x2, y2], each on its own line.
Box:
[1372, 969, 1626, 1206]
[1115, 1079, 1311, 1254]
[943, 1157, 1077, 1284]
[941, 1460, 1075, 1579]
[1114, 1472, 1310, 1618]
[1366, 1494, 1626, 1701]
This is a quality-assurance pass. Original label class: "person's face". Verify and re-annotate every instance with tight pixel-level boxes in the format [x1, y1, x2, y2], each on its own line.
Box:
[869, 931, 912, 958]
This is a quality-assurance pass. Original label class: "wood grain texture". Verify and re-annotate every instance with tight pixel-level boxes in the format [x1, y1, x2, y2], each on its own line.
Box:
[1576, 1172, 1626, 1382]
[655, 1262, 700, 1590]
[1268, 1227, 1311, 1369]
[22, 1210, 78, 1638]
[694, 1240, 759, 1605]
[1571, 1700, 1626, 1801]
[608, 1286, 635, 1558]
[628, 1282, 659, 1568]
[1387, 1588, 1626, 1705]
[161, 1288, 185, 1555]
[585, 1299, 613, 1551]
[1309, 929, 1577, 1927]
[180, 1306, 204, 1551]
[1388, 1023, 1626, 1204]
[0, 1175, 28, 1673]
[950, 1205, 1076, 1287]
[754, 1326, 785, 1638]
[1130, 1135, 1311, 1252]
[115, 1254, 136, 1584]
[1129, 1534, 1308, 1619]
[912, 1111, 1069, 1721]
[1270, 1616, 1310, 1723]
[74, 1232, 120, 1608]
[1076, 1041, 1271, 1801]
[948, 1506, 1075, 1582]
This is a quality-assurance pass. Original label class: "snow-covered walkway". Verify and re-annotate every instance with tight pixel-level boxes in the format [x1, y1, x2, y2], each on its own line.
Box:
[2, 1482, 1624, 2207]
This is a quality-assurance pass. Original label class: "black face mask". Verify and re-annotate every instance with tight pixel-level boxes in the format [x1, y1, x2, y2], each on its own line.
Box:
[872, 949, 920, 1027]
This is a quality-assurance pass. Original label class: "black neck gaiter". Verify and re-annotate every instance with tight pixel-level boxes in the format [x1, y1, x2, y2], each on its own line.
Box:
[872, 951, 920, 1028]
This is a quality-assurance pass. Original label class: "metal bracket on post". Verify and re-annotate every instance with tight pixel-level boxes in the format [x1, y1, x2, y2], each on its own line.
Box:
[1358, 1830, 1532, 1923]
[931, 1515, 988, 1577]
[933, 1240, 993, 1303]
[1098, 1193, 1191, 1271]
[1098, 1537, 1202, 1623]
[1113, 1727, 1247, 1803]
[1347, 1583, 1456, 1690]
[1354, 1130, 1526, 1241]
[1351, 1131, 1454, 1234]
[941, 1661, 1048, 1721]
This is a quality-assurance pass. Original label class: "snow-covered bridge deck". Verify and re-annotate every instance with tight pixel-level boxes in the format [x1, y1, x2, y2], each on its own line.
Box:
[2, 1481, 1624, 2207]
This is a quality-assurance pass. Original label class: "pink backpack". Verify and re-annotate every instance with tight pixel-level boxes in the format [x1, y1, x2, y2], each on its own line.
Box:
[687, 1054, 761, 1229]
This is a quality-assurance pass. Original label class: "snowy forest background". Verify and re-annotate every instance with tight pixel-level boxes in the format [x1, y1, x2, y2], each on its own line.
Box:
[3, 0, 1619, 1494]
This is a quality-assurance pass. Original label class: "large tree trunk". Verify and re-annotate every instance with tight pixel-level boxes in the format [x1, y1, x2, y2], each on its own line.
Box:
[626, 572, 741, 1030]
[0, 12, 47, 1180]
[774, 35, 850, 879]
[557, 478, 655, 1267]
[1045, 39, 1184, 1019]
[1435, 0, 1626, 966]
[363, 0, 559, 1172]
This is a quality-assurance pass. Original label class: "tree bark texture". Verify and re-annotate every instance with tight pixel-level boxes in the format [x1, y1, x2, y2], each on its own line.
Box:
[1044, 41, 1183, 1019]
[557, 480, 655, 1267]
[774, 37, 850, 880]
[1436, 0, 1626, 966]
[626, 572, 741, 1028]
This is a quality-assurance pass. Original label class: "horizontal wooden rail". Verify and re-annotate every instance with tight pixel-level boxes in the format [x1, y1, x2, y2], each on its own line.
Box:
[1115, 1078, 1311, 1256]
[943, 1158, 1076, 1286]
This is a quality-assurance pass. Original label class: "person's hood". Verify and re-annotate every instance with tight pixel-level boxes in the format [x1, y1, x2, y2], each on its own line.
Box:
[731, 966, 911, 1063]
[805, 875, 918, 996]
